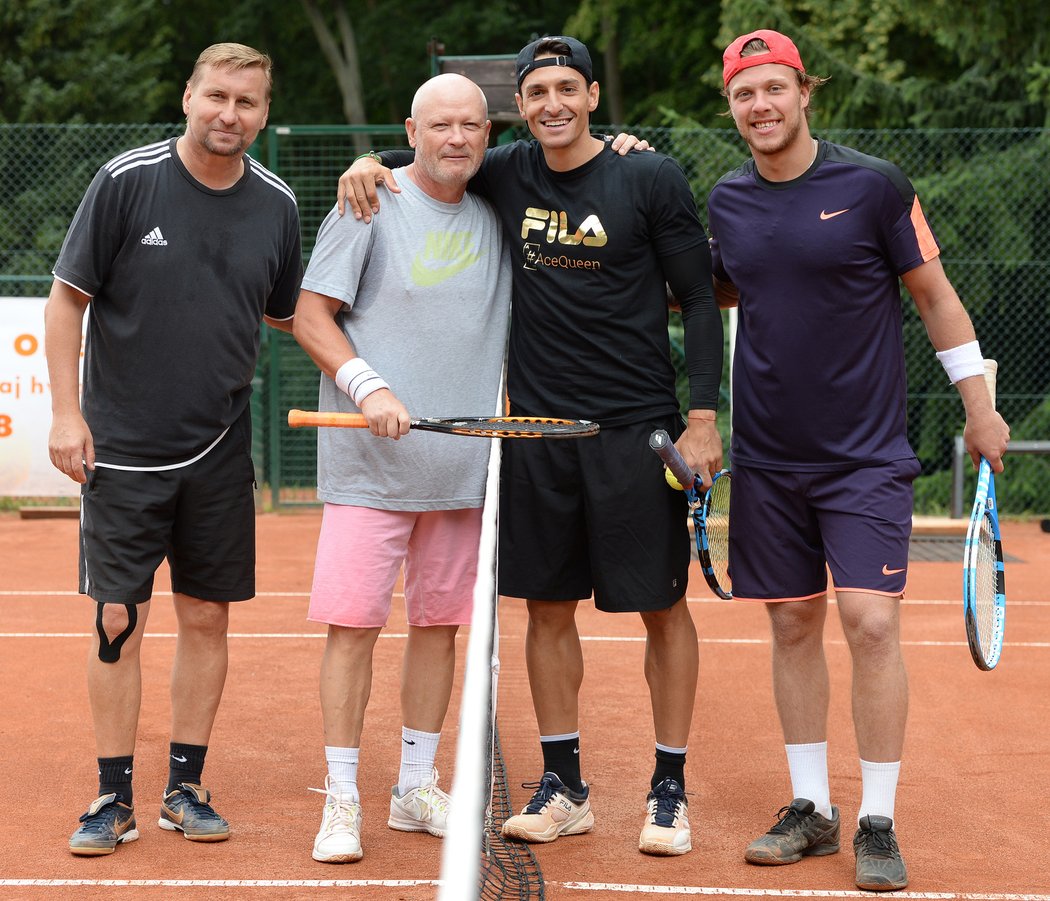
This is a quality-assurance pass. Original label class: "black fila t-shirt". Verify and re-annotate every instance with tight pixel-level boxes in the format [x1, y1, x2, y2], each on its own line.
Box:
[53, 138, 303, 466]
[472, 140, 708, 425]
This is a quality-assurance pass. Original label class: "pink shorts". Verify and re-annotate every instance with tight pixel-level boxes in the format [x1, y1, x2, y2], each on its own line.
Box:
[307, 503, 482, 628]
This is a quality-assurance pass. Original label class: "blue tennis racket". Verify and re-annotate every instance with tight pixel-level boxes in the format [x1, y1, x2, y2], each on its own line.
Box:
[649, 429, 732, 600]
[962, 360, 1006, 670]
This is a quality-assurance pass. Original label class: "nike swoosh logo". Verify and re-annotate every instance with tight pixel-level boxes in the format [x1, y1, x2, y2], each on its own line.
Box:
[882, 565, 905, 575]
[124, 768, 133, 775]
[820, 208, 850, 220]
[171, 755, 188, 763]
[572, 747, 579, 754]
[410, 252, 480, 287]
[403, 739, 416, 745]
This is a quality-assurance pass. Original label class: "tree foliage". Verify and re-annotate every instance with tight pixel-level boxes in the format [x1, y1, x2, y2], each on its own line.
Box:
[3, 0, 1048, 128]
[0, 0, 174, 123]
[714, 0, 1050, 128]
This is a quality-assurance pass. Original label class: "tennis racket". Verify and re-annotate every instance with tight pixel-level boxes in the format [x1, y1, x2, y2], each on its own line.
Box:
[287, 409, 599, 438]
[962, 359, 1006, 670]
[649, 429, 732, 600]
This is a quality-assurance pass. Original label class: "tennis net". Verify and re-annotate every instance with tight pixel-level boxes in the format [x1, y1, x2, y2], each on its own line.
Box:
[437, 435, 544, 900]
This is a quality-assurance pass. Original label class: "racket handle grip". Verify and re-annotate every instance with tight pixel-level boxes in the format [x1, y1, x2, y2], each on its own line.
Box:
[287, 409, 368, 429]
[983, 359, 997, 407]
[648, 429, 696, 490]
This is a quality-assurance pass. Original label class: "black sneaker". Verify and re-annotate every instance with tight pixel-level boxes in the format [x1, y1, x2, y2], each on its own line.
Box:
[159, 783, 230, 842]
[69, 793, 139, 856]
[854, 814, 908, 891]
[744, 797, 840, 865]
[639, 778, 691, 856]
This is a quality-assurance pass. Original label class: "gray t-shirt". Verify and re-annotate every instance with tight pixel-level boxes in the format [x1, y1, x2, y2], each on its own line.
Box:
[302, 169, 511, 510]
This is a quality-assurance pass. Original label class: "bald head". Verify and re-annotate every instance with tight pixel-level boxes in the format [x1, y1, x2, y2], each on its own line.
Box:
[404, 73, 491, 201]
[411, 73, 488, 120]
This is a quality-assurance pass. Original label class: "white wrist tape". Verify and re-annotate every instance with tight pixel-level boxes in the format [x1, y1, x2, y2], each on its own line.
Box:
[935, 341, 984, 384]
[335, 357, 389, 407]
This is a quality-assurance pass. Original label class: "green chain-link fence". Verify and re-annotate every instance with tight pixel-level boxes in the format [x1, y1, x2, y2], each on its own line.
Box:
[3, 123, 1048, 512]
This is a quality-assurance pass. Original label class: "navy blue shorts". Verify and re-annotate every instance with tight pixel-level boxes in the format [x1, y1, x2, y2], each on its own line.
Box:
[728, 459, 921, 602]
[497, 414, 691, 612]
[79, 410, 257, 604]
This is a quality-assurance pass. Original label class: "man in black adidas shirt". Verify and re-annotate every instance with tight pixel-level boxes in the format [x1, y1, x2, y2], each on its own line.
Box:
[45, 43, 302, 856]
[339, 36, 723, 857]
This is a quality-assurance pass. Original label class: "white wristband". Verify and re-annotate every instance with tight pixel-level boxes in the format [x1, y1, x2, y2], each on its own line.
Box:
[334, 357, 389, 407]
[935, 341, 984, 384]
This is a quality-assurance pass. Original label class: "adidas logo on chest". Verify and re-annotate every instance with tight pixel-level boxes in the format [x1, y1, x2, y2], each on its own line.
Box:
[141, 227, 168, 246]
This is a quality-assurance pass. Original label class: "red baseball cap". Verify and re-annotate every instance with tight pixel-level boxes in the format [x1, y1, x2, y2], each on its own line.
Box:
[722, 29, 805, 87]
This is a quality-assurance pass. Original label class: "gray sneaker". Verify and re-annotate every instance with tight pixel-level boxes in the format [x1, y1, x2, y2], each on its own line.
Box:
[854, 815, 908, 891]
[744, 798, 840, 865]
[69, 794, 139, 856]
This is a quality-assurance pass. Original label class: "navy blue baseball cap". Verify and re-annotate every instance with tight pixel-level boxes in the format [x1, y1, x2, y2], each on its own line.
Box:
[515, 36, 594, 91]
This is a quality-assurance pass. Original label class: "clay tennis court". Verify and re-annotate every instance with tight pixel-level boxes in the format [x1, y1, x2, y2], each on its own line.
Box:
[1, 510, 1047, 899]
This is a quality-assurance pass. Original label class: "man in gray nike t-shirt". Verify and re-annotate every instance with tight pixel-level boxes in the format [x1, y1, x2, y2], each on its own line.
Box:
[292, 73, 511, 864]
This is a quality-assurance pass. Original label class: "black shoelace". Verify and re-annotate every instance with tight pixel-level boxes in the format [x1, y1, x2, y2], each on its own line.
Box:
[520, 777, 558, 813]
[769, 805, 808, 835]
[650, 789, 684, 827]
[859, 827, 899, 858]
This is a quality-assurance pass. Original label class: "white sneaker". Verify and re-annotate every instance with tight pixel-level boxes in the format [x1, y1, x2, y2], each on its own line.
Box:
[388, 768, 451, 837]
[638, 777, 691, 856]
[309, 776, 363, 863]
[501, 771, 593, 844]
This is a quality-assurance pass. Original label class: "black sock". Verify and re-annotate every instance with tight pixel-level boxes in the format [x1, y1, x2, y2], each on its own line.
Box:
[540, 735, 583, 793]
[167, 742, 208, 794]
[652, 746, 686, 790]
[98, 755, 134, 806]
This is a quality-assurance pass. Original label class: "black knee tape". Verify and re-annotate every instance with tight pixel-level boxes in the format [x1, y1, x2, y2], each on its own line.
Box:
[96, 603, 138, 663]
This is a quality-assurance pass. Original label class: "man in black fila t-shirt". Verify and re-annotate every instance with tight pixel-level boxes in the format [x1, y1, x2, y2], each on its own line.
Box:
[339, 36, 725, 857]
[46, 43, 303, 856]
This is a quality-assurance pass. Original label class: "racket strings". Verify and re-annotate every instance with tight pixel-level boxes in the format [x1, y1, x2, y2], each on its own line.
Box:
[446, 418, 598, 438]
[704, 477, 731, 590]
[973, 515, 999, 655]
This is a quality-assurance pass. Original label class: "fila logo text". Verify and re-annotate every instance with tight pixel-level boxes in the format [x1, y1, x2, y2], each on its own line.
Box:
[521, 209, 607, 246]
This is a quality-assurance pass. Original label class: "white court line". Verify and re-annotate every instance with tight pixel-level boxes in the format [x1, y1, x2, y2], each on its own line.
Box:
[3, 590, 1050, 608]
[2, 880, 1047, 900]
[576, 637, 1050, 649]
[0, 880, 437, 888]
[0, 590, 312, 597]
[0, 632, 399, 639]
[2, 633, 1049, 649]
[555, 884, 1050, 900]
[688, 597, 1050, 608]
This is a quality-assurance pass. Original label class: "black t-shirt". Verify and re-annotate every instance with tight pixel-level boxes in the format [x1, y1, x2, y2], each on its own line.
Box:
[53, 138, 303, 466]
[471, 140, 709, 425]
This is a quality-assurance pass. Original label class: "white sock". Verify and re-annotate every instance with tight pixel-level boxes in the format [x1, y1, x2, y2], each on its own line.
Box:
[325, 745, 359, 803]
[399, 726, 440, 795]
[859, 759, 900, 823]
[785, 741, 833, 819]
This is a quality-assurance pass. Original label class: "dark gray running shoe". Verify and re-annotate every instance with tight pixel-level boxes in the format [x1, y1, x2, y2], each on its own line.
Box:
[854, 814, 908, 891]
[159, 783, 230, 841]
[744, 798, 840, 865]
[69, 794, 139, 856]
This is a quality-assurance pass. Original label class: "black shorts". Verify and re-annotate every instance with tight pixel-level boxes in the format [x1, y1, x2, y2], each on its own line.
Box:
[79, 410, 257, 604]
[497, 414, 691, 613]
